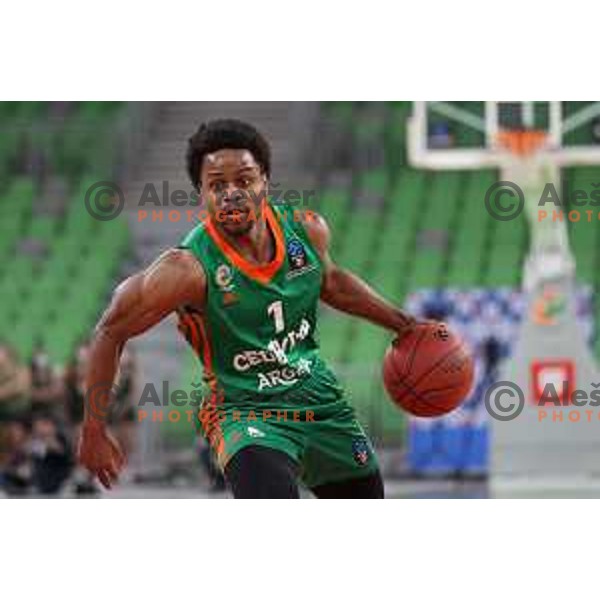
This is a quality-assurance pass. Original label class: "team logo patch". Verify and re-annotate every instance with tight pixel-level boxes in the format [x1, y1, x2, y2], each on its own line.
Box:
[286, 238, 317, 279]
[287, 239, 307, 269]
[351, 437, 370, 466]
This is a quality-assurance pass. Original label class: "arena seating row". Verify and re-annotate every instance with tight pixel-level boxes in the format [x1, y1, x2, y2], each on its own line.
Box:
[0, 102, 130, 365]
[0, 101, 125, 184]
[0, 180, 130, 363]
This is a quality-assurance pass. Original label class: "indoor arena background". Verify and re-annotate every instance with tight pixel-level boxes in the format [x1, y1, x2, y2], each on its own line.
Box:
[1, 101, 600, 498]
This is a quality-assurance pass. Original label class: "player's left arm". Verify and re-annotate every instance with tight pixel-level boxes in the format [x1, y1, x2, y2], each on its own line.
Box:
[301, 211, 416, 338]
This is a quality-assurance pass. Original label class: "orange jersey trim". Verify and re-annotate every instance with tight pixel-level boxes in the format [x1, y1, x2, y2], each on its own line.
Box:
[178, 309, 225, 457]
[204, 203, 285, 285]
[179, 313, 213, 381]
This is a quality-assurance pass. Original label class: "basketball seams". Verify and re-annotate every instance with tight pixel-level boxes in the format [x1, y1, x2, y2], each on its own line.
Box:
[390, 376, 452, 415]
[408, 341, 462, 390]
[386, 367, 448, 415]
[387, 325, 428, 384]
[383, 326, 473, 417]
[403, 326, 429, 380]
[419, 380, 472, 396]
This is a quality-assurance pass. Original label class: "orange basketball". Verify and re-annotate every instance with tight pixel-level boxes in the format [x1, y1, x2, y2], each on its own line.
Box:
[382, 322, 474, 417]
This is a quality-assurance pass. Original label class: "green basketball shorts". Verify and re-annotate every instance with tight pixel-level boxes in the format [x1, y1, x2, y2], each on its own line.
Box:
[198, 394, 380, 490]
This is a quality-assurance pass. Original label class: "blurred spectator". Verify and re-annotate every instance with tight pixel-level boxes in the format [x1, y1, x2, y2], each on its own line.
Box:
[30, 415, 73, 495]
[0, 342, 32, 472]
[0, 341, 32, 422]
[63, 342, 88, 429]
[63, 341, 97, 495]
[481, 335, 506, 379]
[30, 340, 65, 421]
[1, 420, 33, 495]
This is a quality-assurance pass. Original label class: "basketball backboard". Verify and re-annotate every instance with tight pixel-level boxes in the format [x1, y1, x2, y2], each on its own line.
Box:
[408, 101, 600, 169]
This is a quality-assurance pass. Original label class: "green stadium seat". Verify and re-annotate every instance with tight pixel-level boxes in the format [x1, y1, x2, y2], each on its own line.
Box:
[317, 311, 351, 367]
[337, 208, 380, 271]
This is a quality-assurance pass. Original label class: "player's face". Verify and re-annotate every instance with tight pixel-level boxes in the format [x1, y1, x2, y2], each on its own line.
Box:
[201, 149, 267, 236]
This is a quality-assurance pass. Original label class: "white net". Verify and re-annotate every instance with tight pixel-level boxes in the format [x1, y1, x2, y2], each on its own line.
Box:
[498, 143, 575, 290]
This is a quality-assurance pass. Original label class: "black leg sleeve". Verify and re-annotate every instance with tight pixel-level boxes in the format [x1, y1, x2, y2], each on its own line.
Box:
[224, 445, 300, 499]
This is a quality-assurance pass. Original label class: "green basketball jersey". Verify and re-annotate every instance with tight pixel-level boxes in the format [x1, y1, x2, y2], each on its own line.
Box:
[177, 203, 344, 408]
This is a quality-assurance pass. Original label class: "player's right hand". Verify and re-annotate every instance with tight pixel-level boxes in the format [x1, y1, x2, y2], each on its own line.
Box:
[77, 421, 126, 489]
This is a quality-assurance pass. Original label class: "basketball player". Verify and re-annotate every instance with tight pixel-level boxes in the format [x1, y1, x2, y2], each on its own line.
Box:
[78, 119, 417, 498]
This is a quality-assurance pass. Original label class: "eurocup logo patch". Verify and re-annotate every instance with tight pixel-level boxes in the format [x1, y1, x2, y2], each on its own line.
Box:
[287, 239, 307, 270]
[215, 263, 239, 306]
[215, 264, 233, 290]
[352, 437, 370, 466]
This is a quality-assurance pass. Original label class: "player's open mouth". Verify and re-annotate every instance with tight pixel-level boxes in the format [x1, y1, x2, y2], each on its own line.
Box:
[223, 208, 250, 221]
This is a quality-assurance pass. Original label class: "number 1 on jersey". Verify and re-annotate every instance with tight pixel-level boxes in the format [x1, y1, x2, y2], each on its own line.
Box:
[267, 300, 285, 333]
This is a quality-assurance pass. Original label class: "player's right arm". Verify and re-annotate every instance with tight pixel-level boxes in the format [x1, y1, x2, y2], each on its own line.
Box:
[78, 248, 205, 489]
